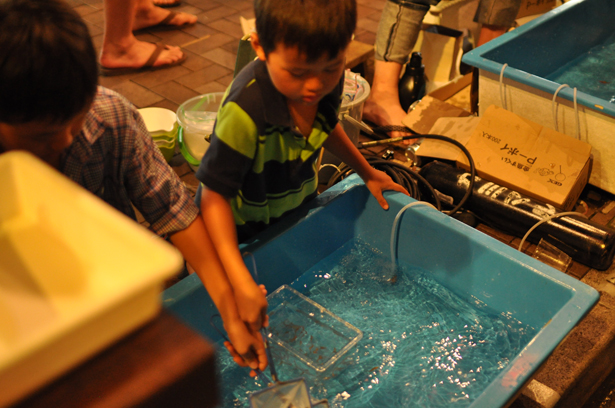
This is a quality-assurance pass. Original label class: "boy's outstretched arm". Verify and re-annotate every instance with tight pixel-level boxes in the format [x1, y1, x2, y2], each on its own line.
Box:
[169, 217, 267, 373]
[323, 123, 409, 209]
[199, 186, 270, 331]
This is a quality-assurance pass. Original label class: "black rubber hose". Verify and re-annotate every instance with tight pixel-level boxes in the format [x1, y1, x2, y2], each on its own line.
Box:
[326, 156, 442, 211]
[328, 125, 476, 216]
[412, 134, 475, 217]
[370, 126, 475, 216]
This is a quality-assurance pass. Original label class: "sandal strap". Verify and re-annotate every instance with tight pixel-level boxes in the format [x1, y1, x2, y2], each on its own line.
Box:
[143, 42, 166, 68]
[158, 10, 177, 26]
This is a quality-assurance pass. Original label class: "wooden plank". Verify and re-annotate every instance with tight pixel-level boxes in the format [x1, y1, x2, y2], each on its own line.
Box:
[345, 40, 374, 69]
[13, 311, 219, 408]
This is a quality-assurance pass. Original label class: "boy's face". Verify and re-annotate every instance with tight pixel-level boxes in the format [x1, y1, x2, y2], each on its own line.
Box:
[0, 106, 89, 169]
[252, 34, 346, 106]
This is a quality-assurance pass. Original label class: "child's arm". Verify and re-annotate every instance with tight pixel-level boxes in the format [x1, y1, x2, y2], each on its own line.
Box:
[199, 186, 270, 331]
[169, 217, 267, 373]
[323, 123, 409, 209]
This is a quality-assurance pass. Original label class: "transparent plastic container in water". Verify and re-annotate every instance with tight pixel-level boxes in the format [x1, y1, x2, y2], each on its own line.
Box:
[176, 92, 225, 171]
[249, 378, 312, 408]
[266, 285, 362, 373]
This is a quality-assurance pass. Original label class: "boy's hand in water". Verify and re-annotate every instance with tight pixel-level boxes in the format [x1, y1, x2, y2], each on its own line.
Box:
[233, 281, 269, 332]
[224, 318, 268, 377]
[225, 284, 270, 376]
[235, 279, 269, 332]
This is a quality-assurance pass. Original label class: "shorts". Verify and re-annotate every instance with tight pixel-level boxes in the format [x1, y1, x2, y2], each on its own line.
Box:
[374, 0, 439, 64]
[473, 0, 523, 28]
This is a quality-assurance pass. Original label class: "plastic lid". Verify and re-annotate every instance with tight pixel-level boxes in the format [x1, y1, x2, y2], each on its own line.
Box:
[176, 93, 225, 130]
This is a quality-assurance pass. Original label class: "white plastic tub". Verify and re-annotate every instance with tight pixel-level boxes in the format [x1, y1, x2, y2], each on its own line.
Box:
[177, 92, 225, 172]
[0, 151, 183, 406]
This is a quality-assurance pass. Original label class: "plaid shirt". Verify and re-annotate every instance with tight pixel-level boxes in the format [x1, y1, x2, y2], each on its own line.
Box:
[59, 86, 198, 236]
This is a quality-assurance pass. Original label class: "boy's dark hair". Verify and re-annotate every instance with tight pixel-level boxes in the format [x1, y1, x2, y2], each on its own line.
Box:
[255, 0, 357, 62]
[0, 0, 98, 124]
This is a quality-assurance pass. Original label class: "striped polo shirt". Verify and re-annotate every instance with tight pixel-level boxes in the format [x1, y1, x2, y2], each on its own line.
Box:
[195, 58, 342, 242]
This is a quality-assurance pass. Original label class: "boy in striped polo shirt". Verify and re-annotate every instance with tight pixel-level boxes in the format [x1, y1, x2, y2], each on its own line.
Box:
[195, 0, 409, 373]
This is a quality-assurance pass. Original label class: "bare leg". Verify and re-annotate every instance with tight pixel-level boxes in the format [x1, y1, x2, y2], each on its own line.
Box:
[153, 0, 180, 7]
[474, 0, 521, 46]
[99, 0, 192, 70]
[477, 24, 509, 47]
[363, 0, 427, 142]
[363, 60, 406, 129]
[133, 0, 197, 31]
[363, 60, 416, 142]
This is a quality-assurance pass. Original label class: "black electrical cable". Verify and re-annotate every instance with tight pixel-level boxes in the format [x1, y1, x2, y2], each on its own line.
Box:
[324, 124, 476, 217]
[371, 125, 476, 217]
[413, 134, 475, 216]
[373, 125, 419, 135]
[326, 156, 443, 211]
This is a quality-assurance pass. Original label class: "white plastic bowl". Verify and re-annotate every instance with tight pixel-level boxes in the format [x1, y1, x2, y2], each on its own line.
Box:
[138, 107, 177, 136]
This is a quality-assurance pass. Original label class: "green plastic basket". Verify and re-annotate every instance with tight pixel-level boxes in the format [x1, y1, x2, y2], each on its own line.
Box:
[178, 126, 201, 170]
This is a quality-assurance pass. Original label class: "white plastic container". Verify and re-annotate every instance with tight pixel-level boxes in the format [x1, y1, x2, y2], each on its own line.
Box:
[177, 92, 225, 171]
[138, 107, 178, 162]
[0, 151, 183, 406]
[138, 107, 177, 139]
[339, 71, 371, 145]
[321, 71, 371, 180]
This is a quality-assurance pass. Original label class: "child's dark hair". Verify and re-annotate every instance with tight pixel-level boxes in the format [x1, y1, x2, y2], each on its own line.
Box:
[255, 0, 357, 62]
[0, 0, 98, 124]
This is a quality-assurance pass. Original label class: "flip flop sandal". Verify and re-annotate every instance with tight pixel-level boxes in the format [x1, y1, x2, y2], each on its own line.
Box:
[153, 0, 181, 8]
[135, 10, 194, 32]
[99, 42, 187, 77]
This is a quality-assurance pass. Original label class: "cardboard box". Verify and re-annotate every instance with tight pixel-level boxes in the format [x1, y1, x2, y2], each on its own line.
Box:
[516, 0, 556, 19]
[402, 95, 471, 134]
[417, 116, 482, 160]
[427, 72, 473, 102]
[418, 105, 592, 210]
